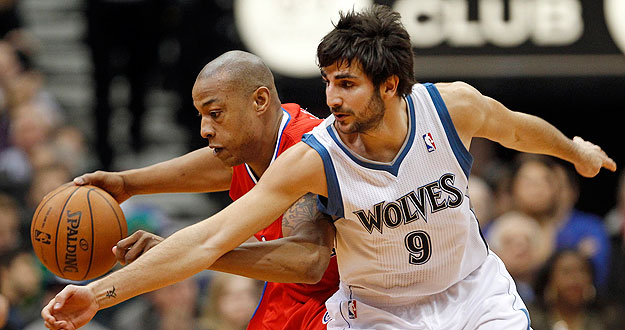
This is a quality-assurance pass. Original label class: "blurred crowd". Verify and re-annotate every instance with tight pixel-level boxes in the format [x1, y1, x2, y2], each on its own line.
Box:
[470, 140, 625, 330]
[1, 0, 625, 330]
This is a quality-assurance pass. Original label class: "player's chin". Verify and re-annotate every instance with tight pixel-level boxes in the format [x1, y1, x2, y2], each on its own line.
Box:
[335, 122, 358, 135]
[216, 152, 240, 167]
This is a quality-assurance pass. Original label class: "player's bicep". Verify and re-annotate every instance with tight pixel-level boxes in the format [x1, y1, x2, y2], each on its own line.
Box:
[440, 82, 521, 148]
[473, 97, 532, 148]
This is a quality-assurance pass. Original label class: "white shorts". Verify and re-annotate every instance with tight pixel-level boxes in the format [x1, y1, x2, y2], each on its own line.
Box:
[324, 251, 531, 330]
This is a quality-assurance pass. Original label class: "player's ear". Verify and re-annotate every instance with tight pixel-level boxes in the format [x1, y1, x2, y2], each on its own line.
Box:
[253, 86, 271, 114]
[380, 75, 399, 99]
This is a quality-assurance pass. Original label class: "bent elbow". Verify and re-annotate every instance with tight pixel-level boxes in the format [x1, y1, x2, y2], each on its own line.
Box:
[298, 249, 331, 284]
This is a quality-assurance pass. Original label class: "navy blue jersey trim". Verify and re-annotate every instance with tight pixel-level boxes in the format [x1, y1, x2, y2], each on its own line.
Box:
[469, 205, 490, 254]
[424, 83, 473, 178]
[302, 134, 345, 218]
[521, 308, 531, 330]
[324, 94, 416, 177]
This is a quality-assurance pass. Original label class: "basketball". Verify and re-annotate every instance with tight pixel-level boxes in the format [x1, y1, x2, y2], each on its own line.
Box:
[30, 183, 127, 281]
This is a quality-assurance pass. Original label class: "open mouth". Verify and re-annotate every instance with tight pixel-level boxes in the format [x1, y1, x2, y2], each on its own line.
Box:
[212, 147, 223, 154]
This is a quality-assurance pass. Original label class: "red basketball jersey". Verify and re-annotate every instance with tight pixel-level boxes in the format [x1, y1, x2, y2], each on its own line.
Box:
[229, 104, 338, 330]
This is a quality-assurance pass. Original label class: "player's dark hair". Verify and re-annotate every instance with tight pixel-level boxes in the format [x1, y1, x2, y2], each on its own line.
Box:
[317, 5, 416, 96]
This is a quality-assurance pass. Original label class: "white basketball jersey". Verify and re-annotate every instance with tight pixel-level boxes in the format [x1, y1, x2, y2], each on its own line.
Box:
[302, 83, 488, 306]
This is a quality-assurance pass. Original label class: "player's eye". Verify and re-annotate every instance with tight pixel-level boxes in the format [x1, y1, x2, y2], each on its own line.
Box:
[341, 81, 354, 88]
[210, 111, 221, 119]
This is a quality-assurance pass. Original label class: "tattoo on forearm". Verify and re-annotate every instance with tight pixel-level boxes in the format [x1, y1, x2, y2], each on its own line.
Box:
[105, 286, 117, 298]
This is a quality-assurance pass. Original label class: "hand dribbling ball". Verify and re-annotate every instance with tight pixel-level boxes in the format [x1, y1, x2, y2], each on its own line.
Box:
[31, 183, 127, 281]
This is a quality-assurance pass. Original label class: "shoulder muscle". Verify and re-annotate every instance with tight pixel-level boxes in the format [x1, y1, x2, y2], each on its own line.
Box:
[435, 81, 489, 148]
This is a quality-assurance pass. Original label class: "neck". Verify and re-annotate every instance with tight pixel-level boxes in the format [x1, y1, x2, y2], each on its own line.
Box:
[341, 96, 408, 163]
[246, 105, 284, 178]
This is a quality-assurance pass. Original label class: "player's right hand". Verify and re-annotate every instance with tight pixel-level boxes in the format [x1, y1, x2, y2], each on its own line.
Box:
[112, 230, 164, 265]
[73, 171, 131, 204]
[571, 136, 617, 177]
[41, 285, 98, 330]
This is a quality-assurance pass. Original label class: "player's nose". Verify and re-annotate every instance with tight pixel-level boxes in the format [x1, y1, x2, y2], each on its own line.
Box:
[200, 117, 215, 139]
[326, 87, 342, 109]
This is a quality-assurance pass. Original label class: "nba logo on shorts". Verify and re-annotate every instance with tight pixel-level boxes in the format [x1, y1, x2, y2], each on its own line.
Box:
[423, 132, 436, 152]
[347, 300, 357, 319]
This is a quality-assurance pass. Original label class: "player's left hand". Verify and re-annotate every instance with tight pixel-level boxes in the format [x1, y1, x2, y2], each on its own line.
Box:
[41, 285, 98, 330]
[572, 136, 617, 177]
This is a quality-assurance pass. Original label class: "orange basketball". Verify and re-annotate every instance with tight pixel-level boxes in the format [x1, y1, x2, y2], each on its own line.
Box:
[30, 183, 127, 281]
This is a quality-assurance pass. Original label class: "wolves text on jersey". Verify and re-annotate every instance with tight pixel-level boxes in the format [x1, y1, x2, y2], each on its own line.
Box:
[353, 173, 463, 234]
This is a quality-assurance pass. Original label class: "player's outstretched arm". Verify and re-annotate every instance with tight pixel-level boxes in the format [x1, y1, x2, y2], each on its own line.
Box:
[439, 82, 617, 177]
[210, 193, 335, 284]
[42, 142, 327, 329]
[112, 194, 335, 284]
[73, 147, 233, 203]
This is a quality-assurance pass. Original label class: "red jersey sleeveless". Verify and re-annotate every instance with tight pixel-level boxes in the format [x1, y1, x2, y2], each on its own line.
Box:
[229, 104, 339, 330]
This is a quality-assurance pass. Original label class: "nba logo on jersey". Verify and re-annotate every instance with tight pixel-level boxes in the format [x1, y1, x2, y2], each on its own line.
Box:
[423, 132, 436, 152]
[347, 300, 357, 319]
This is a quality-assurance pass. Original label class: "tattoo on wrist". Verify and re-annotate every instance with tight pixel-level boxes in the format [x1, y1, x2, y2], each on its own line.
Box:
[105, 286, 117, 298]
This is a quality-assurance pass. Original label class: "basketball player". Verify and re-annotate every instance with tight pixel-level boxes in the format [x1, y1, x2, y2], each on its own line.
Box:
[42, 5, 616, 330]
[70, 50, 339, 330]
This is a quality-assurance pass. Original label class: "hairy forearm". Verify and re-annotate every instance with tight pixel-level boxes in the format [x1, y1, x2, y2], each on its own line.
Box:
[121, 147, 231, 195]
[210, 237, 331, 283]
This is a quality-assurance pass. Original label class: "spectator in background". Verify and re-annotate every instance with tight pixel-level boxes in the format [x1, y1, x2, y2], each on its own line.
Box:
[199, 273, 263, 330]
[85, 0, 166, 169]
[0, 41, 64, 203]
[112, 277, 201, 330]
[508, 154, 611, 291]
[510, 154, 560, 226]
[0, 248, 43, 330]
[0, 40, 23, 153]
[530, 250, 608, 330]
[0, 292, 7, 329]
[26, 163, 70, 211]
[468, 138, 514, 219]
[467, 175, 495, 231]
[487, 211, 546, 305]
[551, 162, 610, 291]
[48, 126, 89, 177]
[0, 194, 20, 254]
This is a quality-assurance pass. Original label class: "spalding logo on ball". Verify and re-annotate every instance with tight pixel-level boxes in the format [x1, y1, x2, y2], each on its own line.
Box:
[31, 183, 127, 281]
